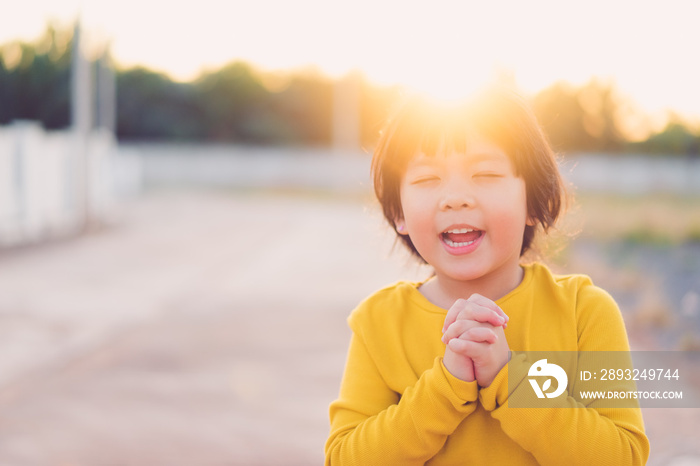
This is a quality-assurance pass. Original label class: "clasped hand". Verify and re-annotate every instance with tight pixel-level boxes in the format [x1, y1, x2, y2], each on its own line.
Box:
[441, 294, 511, 387]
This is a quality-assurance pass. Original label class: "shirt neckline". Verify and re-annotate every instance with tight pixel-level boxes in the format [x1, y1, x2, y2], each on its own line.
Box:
[404, 263, 537, 314]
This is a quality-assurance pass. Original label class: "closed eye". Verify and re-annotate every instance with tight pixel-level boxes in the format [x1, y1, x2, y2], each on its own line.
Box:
[410, 176, 441, 185]
[473, 172, 504, 179]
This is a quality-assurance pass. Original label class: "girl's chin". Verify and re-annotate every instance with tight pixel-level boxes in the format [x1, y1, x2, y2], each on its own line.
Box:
[432, 267, 489, 283]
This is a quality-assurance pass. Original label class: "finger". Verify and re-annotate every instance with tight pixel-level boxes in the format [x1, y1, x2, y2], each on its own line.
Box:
[448, 338, 486, 355]
[468, 293, 509, 323]
[442, 298, 468, 333]
[443, 297, 509, 334]
[442, 319, 479, 343]
[442, 320, 498, 344]
[448, 335, 496, 358]
[456, 304, 505, 328]
[459, 326, 498, 344]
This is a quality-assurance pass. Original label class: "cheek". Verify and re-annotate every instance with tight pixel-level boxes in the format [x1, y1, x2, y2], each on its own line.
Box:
[399, 188, 430, 221]
[484, 183, 529, 232]
[398, 191, 437, 247]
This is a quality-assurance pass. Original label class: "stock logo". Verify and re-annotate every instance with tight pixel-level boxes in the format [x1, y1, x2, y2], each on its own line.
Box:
[528, 359, 568, 399]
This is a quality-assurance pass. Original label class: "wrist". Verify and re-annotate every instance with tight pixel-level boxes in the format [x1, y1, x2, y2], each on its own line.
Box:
[443, 349, 475, 382]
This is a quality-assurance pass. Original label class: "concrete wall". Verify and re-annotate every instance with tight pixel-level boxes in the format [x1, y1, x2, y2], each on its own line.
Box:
[129, 143, 700, 195]
[0, 121, 142, 247]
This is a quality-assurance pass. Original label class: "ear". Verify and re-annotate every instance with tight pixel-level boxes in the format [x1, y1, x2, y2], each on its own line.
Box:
[394, 218, 409, 235]
[526, 215, 537, 227]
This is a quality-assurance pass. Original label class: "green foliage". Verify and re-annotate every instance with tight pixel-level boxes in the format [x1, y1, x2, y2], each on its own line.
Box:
[621, 228, 674, 247]
[1, 24, 699, 153]
[0, 25, 339, 145]
[265, 73, 334, 145]
[194, 63, 271, 142]
[687, 227, 700, 244]
[0, 25, 72, 128]
[627, 118, 700, 156]
[532, 80, 624, 153]
[192, 65, 334, 144]
[117, 67, 205, 140]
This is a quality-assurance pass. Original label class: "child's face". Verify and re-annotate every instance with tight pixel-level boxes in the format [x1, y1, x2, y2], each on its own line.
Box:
[395, 136, 531, 286]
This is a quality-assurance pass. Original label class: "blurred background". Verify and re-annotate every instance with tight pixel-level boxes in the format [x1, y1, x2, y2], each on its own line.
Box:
[0, 1, 699, 465]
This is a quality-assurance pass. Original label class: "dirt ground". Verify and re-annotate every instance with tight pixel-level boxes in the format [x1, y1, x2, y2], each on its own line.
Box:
[0, 188, 697, 465]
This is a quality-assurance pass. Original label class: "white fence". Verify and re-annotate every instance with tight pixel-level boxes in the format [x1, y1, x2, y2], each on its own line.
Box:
[131, 143, 700, 195]
[0, 121, 142, 247]
[3, 132, 698, 248]
[131, 143, 371, 192]
[560, 154, 700, 195]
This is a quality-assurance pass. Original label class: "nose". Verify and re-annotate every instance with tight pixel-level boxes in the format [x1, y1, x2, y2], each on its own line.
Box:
[438, 180, 475, 211]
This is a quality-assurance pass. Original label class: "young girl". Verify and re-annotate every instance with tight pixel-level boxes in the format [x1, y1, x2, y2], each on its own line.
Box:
[325, 89, 649, 465]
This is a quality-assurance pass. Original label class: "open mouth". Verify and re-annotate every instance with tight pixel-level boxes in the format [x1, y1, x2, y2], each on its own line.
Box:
[441, 228, 484, 248]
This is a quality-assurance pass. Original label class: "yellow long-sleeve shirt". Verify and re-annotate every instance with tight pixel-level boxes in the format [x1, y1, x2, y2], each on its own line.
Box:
[325, 262, 649, 465]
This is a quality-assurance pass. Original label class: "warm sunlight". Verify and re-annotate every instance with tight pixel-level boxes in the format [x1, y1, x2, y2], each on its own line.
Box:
[370, 54, 504, 106]
[2, 0, 700, 125]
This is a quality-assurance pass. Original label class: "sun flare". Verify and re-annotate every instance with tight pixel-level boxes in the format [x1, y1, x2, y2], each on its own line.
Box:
[399, 62, 501, 106]
[2, 0, 700, 124]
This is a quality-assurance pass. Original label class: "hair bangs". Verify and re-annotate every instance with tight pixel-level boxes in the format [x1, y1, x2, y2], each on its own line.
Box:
[371, 88, 566, 261]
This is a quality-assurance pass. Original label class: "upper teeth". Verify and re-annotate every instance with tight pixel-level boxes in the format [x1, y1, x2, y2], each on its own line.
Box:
[446, 228, 475, 234]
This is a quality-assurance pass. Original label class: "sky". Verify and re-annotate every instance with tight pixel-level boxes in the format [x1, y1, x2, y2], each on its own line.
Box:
[2, 0, 699, 134]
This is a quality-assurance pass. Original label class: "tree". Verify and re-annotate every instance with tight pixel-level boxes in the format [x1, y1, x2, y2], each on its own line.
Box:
[116, 67, 204, 140]
[627, 117, 700, 156]
[0, 25, 72, 128]
[532, 79, 624, 153]
[194, 62, 271, 142]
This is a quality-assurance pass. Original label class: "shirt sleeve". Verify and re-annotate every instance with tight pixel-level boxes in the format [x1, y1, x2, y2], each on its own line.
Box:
[476, 283, 650, 466]
[325, 329, 479, 465]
